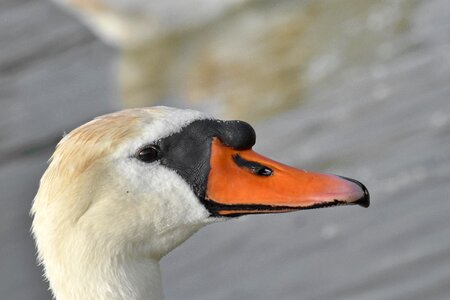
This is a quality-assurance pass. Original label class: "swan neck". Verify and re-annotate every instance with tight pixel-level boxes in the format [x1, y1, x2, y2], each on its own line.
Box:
[52, 256, 163, 300]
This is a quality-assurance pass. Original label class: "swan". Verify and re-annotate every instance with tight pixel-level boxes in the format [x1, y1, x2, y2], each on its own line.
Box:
[31, 106, 369, 300]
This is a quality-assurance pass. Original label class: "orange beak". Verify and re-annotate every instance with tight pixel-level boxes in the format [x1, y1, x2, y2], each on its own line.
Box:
[205, 138, 369, 217]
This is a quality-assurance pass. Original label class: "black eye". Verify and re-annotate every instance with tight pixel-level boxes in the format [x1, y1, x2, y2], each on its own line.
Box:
[136, 145, 160, 163]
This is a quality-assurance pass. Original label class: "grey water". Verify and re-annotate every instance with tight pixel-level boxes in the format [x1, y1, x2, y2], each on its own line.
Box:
[1, 0, 450, 299]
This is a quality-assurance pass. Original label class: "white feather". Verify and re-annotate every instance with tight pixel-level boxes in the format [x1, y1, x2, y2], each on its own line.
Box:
[31, 107, 219, 300]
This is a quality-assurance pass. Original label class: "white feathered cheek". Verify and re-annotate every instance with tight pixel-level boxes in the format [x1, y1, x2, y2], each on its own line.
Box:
[112, 157, 209, 234]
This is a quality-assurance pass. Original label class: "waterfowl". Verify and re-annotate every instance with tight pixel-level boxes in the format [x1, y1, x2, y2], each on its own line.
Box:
[31, 106, 369, 300]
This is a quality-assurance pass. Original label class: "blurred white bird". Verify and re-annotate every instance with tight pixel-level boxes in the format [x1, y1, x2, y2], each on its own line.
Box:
[52, 0, 248, 46]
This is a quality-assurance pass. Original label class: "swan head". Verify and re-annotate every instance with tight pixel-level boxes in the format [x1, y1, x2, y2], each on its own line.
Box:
[31, 106, 369, 297]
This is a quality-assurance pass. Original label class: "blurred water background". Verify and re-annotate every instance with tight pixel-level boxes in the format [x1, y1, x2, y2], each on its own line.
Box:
[1, 0, 450, 299]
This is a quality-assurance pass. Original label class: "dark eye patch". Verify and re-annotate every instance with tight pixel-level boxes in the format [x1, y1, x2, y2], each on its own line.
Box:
[137, 119, 258, 214]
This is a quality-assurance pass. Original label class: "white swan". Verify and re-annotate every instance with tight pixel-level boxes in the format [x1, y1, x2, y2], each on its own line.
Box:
[31, 106, 369, 300]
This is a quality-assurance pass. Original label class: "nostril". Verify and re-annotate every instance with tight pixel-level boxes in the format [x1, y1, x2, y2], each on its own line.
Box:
[256, 167, 273, 176]
[233, 154, 273, 176]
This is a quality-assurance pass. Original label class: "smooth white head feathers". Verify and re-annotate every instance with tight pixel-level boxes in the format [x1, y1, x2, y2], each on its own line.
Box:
[31, 107, 213, 300]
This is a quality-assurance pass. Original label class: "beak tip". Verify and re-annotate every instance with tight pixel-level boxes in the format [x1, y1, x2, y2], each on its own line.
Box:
[355, 182, 370, 208]
[338, 175, 370, 208]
